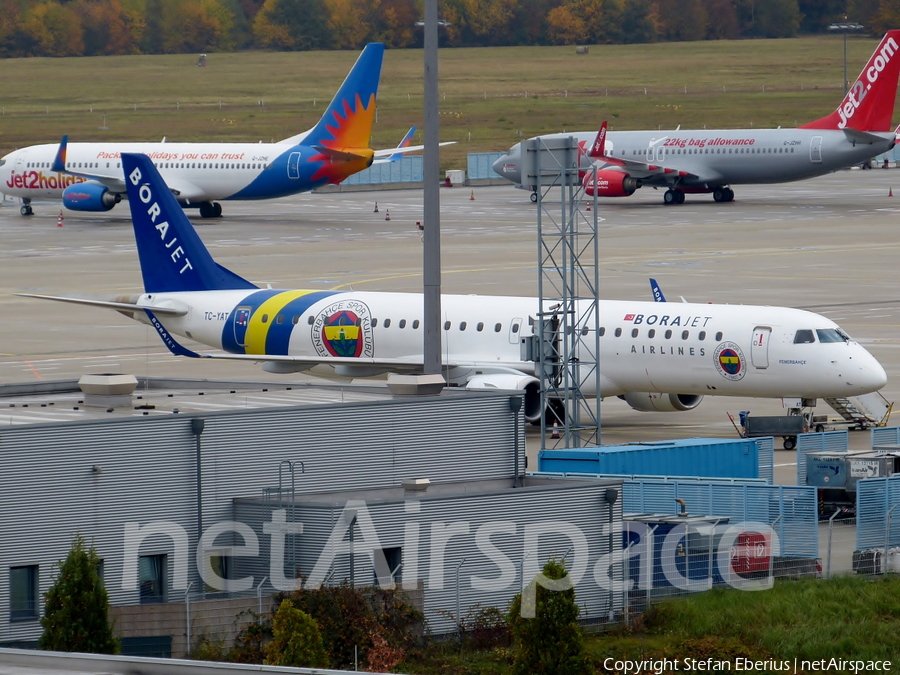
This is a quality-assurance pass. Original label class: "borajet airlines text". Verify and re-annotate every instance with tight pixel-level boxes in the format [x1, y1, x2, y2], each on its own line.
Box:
[602, 657, 892, 673]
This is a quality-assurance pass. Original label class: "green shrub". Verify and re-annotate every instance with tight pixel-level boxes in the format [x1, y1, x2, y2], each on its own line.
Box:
[39, 534, 118, 654]
[507, 558, 590, 675]
[263, 599, 328, 668]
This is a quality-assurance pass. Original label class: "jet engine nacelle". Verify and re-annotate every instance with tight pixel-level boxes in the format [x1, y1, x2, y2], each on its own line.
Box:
[62, 182, 121, 211]
[620, 392, 704, 412]
[466, 373, 542, 422]
[583, 170, 642, 197]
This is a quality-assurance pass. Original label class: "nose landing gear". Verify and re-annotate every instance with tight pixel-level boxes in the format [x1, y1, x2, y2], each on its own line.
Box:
[20, 199, 33, 216]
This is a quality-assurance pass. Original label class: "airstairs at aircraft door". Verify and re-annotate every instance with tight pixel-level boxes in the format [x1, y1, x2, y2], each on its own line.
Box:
[824, 391, 893, 428]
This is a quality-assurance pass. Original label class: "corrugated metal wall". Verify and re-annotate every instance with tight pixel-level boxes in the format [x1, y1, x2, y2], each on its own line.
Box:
[342, 157, 423, 185]
[856, 475, 900, 550]
[467, 152, 506, 180]
[234, 481, 622, 635]
[0, 393, 524, 644]
[537, 474, 818, 558]
[754, 437, 774, 485]
[796, 430, 848, 484]
[871, 426, 900, 447]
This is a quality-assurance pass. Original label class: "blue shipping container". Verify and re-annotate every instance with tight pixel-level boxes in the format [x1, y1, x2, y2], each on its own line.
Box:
[539, 438, 761, 479]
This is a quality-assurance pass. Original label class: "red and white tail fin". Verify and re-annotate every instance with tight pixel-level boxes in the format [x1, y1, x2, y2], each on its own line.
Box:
[589, 121, 608, 158]
[800, 30, 900, 131]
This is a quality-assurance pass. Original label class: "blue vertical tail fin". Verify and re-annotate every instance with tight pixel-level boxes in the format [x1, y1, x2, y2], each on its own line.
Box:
[121, 153, 258, 294]
[297, 43, 384, 150]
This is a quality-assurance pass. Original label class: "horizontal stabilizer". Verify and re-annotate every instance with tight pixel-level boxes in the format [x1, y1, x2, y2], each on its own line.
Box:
[312, 146, 375, 163]
[842, 128, 895, 145]
[17, 293, 187, 316]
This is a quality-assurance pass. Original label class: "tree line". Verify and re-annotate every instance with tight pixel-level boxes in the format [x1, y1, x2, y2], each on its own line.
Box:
[1, 0, 898, 58]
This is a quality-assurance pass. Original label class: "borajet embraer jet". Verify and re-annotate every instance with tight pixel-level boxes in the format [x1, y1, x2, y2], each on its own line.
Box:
[493, 30, 900, 205]
[0, 43, 439, 218]
[19, 154, 887, 420]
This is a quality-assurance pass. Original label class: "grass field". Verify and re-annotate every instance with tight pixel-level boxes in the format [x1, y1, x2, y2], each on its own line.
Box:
[0, 35, 891, 170]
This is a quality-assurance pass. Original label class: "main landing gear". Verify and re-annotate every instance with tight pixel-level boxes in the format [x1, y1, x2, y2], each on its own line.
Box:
[713, 187, 735, 203]
[663, 188, 685, 205]
[198, 201, 223, 218]
[20, 198, 33, 216]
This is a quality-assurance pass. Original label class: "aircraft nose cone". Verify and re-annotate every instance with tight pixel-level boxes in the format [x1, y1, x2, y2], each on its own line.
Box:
[850, 348, 888, 393]
[492, 154, 509, 177]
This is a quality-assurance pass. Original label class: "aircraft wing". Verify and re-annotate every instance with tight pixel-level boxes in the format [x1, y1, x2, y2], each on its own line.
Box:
[50, 135, 204, 199]
[372, 126, 455, 164]
[587, 122, 699, 183]
[17, 293, 188, 316]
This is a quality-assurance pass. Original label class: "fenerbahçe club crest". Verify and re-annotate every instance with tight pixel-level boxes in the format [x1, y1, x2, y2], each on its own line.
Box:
[714, 341, 745, 381]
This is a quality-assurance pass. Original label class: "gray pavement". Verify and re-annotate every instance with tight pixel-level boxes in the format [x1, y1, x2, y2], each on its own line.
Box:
[2, 170, 899, 482]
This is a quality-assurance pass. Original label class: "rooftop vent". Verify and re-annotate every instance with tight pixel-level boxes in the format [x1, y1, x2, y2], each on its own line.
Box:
[78, 374, 138, 409]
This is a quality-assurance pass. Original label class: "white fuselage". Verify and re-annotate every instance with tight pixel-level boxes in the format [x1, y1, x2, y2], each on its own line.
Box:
[132, 289, 887, 400]
[0, 141, 299, 203]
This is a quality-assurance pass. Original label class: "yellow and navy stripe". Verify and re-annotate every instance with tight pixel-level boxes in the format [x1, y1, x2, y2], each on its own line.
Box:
[221, 289, 340, 355]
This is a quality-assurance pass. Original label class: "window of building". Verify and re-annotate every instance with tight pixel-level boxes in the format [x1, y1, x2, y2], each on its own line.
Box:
[139, 554, 167, 604]
[375, 547, 402, 586]
[9, 565, 38, 621]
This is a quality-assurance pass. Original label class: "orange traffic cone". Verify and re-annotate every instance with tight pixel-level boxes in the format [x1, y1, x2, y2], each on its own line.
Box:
[469, 190, 475, 201]
[586, 203, 591, 211]
[385, 209, 391, 221]
[374, 202, 379, 212]
[550, 420, 560, 439]
[890, 187, 894, 197]
[57, 211, 64, 227]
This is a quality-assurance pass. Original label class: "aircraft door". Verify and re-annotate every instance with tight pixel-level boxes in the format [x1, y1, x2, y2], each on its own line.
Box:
[656, 144, 666, 162]
[233, 306, 252, 347]
[509, 317, 523, 345]
[751, 326, 771, 369]
[810, 136, 823, 164]
[287, 152, 301, 179]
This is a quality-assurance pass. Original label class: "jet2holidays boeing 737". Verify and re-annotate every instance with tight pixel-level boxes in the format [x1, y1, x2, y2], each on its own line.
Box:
[17, 153, 888, 422]
[494, 30, 900, 205]
[0, 43, 444, 218]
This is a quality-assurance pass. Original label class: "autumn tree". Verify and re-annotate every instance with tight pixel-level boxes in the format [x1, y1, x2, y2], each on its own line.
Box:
[253, 0, 331, 50]
[39, 535, 118, 654]
[264, 599, 328, 668]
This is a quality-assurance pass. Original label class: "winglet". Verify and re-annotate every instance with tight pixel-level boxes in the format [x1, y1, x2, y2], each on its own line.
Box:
[144, 309, 201, 357]
[650, 278, 667, 303]
[385, 126, 417, 162]
[121, 153, 257, 294]
[589, 122, 608, 159]
[51, 135, 68, 173]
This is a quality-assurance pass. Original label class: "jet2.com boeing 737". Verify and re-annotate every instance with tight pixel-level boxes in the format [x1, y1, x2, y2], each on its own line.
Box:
[18, 154, 888, 421]
[494, 30, 900, 205]
[0, 43, 441, 218]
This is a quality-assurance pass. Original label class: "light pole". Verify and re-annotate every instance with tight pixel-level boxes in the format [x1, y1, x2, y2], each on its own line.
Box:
[828, 21, 865, 92]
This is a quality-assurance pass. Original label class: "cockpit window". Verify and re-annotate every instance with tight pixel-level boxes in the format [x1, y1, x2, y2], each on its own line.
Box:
[793, 329, 815, 344]
[0, 159, 5, 167]
[817, 328, 849, 343]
